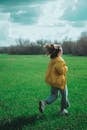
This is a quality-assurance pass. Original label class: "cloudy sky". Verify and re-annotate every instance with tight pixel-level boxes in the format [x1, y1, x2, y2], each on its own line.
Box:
[0, 0, 87, 46]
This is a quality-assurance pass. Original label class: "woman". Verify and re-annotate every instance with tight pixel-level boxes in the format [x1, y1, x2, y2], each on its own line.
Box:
[39, 44, 70, 115]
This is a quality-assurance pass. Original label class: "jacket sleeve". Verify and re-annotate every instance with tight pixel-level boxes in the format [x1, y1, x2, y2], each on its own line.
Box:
[55, 61, 68, 75]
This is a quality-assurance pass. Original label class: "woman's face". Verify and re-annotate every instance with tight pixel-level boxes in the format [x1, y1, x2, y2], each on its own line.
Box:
[58, 47, 63, 56]
[61, 48, 63, 55]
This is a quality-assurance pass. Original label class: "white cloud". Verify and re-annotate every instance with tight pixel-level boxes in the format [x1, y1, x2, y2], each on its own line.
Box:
[37, 0, 67, 26]
[0, 0, 87, 46]
[15, 3, 41, 15]
[15, 10, 27, 15]
[28, 3, 41, 8]
[9, 20, 87, 42]
[0, 12, 10, 20]
[72, 0, 79, 11]
[0, 12, 14, 46]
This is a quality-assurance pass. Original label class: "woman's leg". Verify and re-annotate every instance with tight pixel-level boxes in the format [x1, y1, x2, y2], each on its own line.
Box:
[39, 87, 59, 112]
[45, 87, 59, 104]
[60, 85, 70, 111]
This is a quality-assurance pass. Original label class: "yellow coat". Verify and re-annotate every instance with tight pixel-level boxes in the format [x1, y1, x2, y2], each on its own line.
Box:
[45, 56, 68, 90]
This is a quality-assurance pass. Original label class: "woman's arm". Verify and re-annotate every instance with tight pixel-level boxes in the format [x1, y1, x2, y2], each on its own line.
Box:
[55, 61, 68, 75]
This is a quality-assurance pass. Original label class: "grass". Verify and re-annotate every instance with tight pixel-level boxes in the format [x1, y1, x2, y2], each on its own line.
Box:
[0, 54, 87, 130]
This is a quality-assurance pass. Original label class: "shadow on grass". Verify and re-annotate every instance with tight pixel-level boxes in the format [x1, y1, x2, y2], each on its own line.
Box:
[0, 114, 46, 130]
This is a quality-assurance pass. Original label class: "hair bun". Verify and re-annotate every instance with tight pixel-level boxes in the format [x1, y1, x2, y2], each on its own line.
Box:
[45, 44, 62, 58]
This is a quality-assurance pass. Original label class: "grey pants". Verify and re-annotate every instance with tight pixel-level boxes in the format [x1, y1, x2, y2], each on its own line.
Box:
[45, 86, 69, 111]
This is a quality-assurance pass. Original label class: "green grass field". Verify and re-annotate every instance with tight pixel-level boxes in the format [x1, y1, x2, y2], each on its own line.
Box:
[0, 54, 87, 130]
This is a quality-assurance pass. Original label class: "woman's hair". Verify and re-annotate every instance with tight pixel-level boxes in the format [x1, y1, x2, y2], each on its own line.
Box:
[45, 44, 62, 59]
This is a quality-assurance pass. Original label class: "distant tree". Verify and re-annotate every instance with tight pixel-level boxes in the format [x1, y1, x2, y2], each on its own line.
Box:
[16, 38, 30, 46]
[81, 31, 87, 37]
[7, 38, 45, 55]
[0, 47, 8, 54]
[54, 40, 60, 45]
[0, 35, 87, 56]
[76, 35, 87, 56]
[62, 40, 74, 54]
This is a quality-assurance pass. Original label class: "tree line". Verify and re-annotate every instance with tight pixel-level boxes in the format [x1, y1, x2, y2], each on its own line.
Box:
[0, 35, 87, 56]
